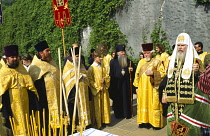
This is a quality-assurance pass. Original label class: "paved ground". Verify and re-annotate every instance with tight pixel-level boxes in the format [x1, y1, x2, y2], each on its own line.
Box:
[101, 95, 168, 136]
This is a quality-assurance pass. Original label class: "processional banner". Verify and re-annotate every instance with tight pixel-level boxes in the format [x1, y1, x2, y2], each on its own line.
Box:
[52, 0, 71, 28]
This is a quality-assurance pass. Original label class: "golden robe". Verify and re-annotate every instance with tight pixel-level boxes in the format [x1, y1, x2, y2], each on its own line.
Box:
[102, 54, 112, 76]
[156, 52, 170, 71]
[199, 52, 209, 63]
[0, 60, 38, 136]
[87, 62, 111, 129]
[133, 58, 165, 128]
[29, 55, 60, 126]
[62, 60, 91, 126]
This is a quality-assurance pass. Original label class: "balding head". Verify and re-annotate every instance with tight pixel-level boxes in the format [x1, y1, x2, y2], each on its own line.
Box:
[72, 43, 79, 48]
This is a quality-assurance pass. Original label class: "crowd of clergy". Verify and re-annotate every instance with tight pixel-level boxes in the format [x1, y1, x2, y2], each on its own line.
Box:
[0, 32, 210, 136]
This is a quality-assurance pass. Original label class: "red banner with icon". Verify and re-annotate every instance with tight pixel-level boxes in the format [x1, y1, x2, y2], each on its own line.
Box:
[52, 0, 71, 28]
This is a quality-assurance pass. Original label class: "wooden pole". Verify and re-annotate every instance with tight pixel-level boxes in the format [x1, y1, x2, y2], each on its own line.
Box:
[62, 28, 66, 58]
[61, 82, 70, 118]
[71, 47, 82, 135]
[129, 61, 133, 117]
[76, 47, 85, 135]
[58, 48, 63, 115]
[71, 47, 77, 135]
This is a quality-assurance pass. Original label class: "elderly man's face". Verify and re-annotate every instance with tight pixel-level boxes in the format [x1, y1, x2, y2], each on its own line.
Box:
[117, 51, 126, 56]
[177, 44, 188, 54]
[176, 44, 188, 61]
[143, 51, 153, 61]
[144, 51, 152, 58]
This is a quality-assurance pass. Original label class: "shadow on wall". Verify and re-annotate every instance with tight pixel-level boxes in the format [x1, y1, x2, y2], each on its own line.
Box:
[195, 2, 210, 13]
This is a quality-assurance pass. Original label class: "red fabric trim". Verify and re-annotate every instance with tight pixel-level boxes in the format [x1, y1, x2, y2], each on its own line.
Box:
[167, 113, 173, 118]
[195, 95, 210, 105]
[180, 115, 210, 128]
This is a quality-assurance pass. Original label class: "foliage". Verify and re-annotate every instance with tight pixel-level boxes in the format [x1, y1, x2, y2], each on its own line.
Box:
[1, 0, 15, 6]
[150, 19, 172, 55]
[0, 0, 61, 61]
[67, 0, 127, 53]
[194, 0, 210, 3]
[0, 0, 127, 64]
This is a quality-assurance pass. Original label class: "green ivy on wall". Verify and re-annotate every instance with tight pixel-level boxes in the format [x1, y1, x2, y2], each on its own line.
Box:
[67, 0, 127, 53]
[194, 0, 210, 3]
[0, 0, 127, 64]
[1, 0, 173, 64]
[150, 19, 172, 55]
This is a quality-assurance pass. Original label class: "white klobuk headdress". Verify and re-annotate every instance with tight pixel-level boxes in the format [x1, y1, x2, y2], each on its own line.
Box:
[167, 33, 200, 79]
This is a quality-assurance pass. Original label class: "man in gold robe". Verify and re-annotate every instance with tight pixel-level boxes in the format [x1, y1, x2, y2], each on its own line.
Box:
[29, 41, 60, 129]
[87, 47, 111, 129]
[155, 44, 170, 71]
[133, 43, 165, 129]
[0, 45, 38, 136]
[95, 43, 112, 81]
[194, 42, 209, 63]
[62, 47, 91, 134]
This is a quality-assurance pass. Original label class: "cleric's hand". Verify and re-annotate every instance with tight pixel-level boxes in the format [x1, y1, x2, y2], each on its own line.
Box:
[129, 67, 133, 72]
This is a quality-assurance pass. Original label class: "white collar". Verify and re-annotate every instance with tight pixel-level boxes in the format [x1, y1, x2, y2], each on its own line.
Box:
[92, 62, 100, 67]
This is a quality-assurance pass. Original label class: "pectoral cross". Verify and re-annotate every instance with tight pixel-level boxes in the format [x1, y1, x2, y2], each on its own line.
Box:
[121, 68, 125, 76]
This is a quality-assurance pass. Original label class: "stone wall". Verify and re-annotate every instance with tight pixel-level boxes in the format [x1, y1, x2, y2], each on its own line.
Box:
[114, 0, 210, 58]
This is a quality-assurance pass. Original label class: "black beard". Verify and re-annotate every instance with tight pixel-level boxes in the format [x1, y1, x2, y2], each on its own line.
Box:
[8, 63, 19, 68]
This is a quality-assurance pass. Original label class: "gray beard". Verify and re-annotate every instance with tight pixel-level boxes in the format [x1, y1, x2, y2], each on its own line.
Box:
[118, 55, 128, 68]
[145, 57, 151, 62]
[176, 50, 186, 62]
[74, 59, 82, 69]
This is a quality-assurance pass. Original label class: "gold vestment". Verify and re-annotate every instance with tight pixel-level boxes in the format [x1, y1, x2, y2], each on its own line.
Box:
[156, 52, 170, 71]
[133, 58, 165, 128]
[29, 55, 60, 126]
[62, 60, 91, 126]
[0, 60, 38, 136]
[199, 52, 209, 63]
[87, 63, 111, 129]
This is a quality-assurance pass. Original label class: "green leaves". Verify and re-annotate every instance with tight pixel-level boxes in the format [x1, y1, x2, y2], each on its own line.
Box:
[194, 0, 210, 3]
[150, 19, 172, 55]
[0, 0, 127, 64]
[67, 0, 127, 52]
